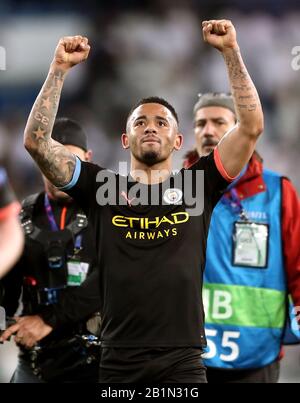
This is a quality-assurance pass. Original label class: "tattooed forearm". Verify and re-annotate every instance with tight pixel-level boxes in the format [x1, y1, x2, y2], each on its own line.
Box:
[223, 48, 263, 132]
[24, 66, 76, 187]
[31, 141, 76, 187]
[25, 68, 65, 145]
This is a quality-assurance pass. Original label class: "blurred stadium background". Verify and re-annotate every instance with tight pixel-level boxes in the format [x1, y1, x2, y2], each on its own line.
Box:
[0, 0, 299, 383]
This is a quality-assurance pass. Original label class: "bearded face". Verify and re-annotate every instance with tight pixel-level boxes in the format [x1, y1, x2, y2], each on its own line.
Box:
[122, 103, 182, 167]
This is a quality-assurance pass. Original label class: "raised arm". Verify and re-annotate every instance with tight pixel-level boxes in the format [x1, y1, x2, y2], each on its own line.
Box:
[0, 215, 24, 279]
[202, 20, 264, 178]
[0, 170, 23, 278]
[24, 36, 90, 187]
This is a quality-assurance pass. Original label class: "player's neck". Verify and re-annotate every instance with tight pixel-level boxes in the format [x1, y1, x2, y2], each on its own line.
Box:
[130, 157, 172, 185]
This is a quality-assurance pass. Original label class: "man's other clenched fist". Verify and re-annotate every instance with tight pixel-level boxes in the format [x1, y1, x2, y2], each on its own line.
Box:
[202, 20, 238, 52]
[52, 35, 90, 71]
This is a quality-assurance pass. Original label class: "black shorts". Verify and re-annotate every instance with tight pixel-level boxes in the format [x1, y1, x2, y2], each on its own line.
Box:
[99, 347, 207, 383]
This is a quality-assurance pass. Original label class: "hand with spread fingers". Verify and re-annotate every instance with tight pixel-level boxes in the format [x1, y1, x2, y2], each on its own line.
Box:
[202, 19, 238, 52]
[0, 315, 53, 349]
[52, 35, 91, 72]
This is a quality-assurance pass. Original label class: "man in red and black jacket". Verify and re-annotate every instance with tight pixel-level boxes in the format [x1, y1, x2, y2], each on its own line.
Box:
[184, 92, 300, 383]
[0, 167, 23, 279]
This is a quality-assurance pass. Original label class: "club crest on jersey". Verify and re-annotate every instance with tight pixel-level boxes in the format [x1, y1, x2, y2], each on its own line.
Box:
[163, 188, 183, 205]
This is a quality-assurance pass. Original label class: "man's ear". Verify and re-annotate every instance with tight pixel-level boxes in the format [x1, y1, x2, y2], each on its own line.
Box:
[174, 133, 183, 151]
[85, 149, 93, 162]
[121, 133, 130, 149]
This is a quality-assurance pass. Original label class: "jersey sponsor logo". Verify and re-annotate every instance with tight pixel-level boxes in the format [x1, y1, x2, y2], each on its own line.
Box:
[163, 188, 183, 205]
[112, 212, 189, 229]
[112, 212, 190, 241]
[125, 227, 178, 240]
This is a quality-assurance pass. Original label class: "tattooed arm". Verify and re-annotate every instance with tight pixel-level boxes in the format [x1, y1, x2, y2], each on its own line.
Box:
[202, 20, 264, 178]
[24, 36, 90, 187]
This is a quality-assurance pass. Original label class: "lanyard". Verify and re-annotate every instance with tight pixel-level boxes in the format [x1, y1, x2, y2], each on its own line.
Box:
[44, 194, 83, 252]
[221, 165, 249, 221]
[222, 188, 249, 221]
[44, 193, 67, 231]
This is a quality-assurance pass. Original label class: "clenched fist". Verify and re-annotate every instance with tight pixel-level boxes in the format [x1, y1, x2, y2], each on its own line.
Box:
[202, 20, 238, 52]
[52, 35, 91, 71]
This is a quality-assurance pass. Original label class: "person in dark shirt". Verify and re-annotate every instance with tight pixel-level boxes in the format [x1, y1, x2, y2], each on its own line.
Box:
[1, 20, 264, 383]
[0, 168, 23, 279]
[1, 118, 101, 383]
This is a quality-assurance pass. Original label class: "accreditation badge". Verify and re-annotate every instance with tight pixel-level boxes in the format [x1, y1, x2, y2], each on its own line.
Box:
[67, 260, 89, 286]
[233, 221, 269, 268]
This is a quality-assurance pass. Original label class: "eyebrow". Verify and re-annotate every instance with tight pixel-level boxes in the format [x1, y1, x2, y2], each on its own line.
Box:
[134, 115, 170, 123]
[134, 115, 146, 122]
[195, 117, 227, 124]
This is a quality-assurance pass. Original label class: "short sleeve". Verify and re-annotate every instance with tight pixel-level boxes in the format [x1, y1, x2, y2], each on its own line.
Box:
[187, 149, 233, 207]
[61, 159, 113, 215]
[0, 168, 20, 221]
